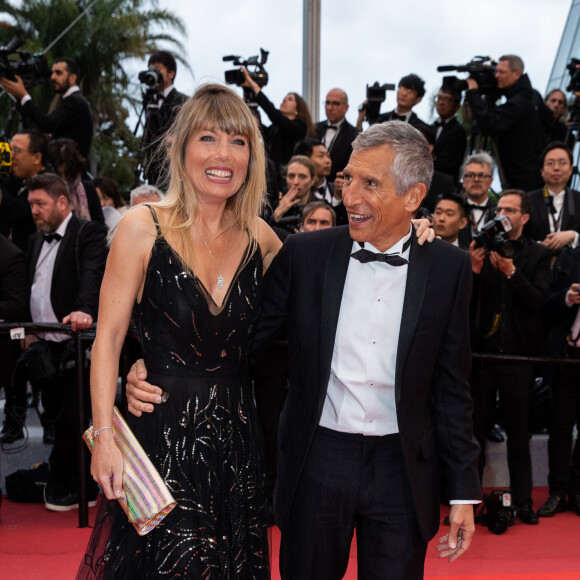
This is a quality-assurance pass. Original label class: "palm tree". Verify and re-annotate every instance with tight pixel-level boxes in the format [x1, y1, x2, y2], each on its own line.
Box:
[0, 0, 188, 188]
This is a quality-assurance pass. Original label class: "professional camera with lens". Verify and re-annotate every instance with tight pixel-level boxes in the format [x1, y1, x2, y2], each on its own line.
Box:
[473, 214, 520, 258]
[476, 490, 516, 535]
[223, 49, 269, 103]
[138, 66, 164, 89]
[437, 56, 498, 99]
[360, 81, 396, 124]
[0, 36, 50, 85]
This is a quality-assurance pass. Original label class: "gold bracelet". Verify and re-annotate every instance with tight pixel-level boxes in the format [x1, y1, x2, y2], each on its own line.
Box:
[93, 426, 114, 439]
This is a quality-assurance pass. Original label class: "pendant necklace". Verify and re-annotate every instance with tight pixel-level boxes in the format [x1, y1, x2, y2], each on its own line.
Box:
[197, 225, 232, 289]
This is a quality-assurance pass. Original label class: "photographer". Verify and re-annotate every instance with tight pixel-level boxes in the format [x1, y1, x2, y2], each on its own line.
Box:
[469, 189, 551, 526]
[142, 51, 188, 188]
[465, 55, 544, 191]
[241, 68, 315, 184]
[0, 57, 93, 158]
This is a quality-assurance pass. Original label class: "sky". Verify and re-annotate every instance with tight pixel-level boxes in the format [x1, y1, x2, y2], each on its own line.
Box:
[155, 0, 573, 126]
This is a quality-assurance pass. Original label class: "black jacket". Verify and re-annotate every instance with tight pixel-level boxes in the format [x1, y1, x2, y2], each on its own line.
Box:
[465, 74, 544, 191]
[21, 91, 94, 158]
[432, 117, 467, 183]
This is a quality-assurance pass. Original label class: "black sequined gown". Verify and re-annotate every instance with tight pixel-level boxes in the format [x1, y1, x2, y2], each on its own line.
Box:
[78, 223, 270, 579]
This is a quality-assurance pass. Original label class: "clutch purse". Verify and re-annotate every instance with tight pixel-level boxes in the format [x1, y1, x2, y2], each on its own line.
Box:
[83, 406, 177, 535]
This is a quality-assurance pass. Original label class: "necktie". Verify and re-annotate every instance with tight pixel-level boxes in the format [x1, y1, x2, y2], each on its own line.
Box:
[43, 232, 62, 243]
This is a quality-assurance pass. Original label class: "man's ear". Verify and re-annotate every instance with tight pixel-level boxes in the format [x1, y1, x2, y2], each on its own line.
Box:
[405, 184, 426, 213]
[521, 212, 530, 226]
[69, 72, 78, 87]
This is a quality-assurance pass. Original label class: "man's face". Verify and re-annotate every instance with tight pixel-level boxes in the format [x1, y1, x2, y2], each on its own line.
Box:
[10, 134, 42, 178]
[541, 147, 573, 191]
[301, 207, 334, 232]
[28, 189, 67, 233]
[396, 85, 422, 111]
[433, 199, 468, 243]
[51, 62, 75, 94]
[495, 194, 529, 239]
[149, 61, 174, 91]
[324, 89, 348, 124]
[435, 91, 459, 120]
[494, 60, 520, 90]
[342, 145, 424, 252]
[462, 163, 493, 202]
[310, 145, 331, 177]
[546, 91, 567, 119]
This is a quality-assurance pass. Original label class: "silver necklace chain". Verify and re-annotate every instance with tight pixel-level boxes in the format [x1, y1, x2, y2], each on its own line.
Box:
[197, 225, 232, 289]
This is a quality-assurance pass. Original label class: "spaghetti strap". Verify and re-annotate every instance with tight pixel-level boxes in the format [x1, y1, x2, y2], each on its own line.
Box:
[145, 204, 162, 236]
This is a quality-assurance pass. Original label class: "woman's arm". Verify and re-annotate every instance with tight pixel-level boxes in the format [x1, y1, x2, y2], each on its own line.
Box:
[258, 217, 283, 271]
[89, 206, 157, 499]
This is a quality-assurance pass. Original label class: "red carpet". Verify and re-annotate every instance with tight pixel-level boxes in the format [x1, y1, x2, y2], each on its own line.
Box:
[1, 488, 580, 579]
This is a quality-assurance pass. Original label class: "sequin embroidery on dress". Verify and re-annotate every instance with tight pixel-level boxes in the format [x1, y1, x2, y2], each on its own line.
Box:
[77, 215, 269, 579]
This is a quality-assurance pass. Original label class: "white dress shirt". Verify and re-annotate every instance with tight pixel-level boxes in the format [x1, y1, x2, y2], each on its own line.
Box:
[547, 188, 579, 248]
[30, 212, 72, 342]
[319, 229, 412, 435]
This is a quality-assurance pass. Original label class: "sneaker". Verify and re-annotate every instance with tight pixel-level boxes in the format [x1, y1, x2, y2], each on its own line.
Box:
[44, 481, 98, 512]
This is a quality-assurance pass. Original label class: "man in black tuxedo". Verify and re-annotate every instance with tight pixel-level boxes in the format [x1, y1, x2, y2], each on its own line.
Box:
[315, 88, 359, 181]
[24, 173, 107, 510]
[432, 193, 469, 248]
[525, 142, 580, 254]
[469, 189, 551, 525]
[0, 234, 29, 443]
[143, 51, 188, 188]
[1, 58, 93, 158]
[126, 122, 481, 579]
[432, 86, 467, 183]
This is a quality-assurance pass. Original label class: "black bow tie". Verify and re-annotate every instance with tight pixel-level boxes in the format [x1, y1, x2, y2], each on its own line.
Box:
[325, 124, 338, 130]
[351, 249, 408, 266]
[43, 232, 62, 243]
[467, 202, 488, 211]
[391, 113, 407, 122]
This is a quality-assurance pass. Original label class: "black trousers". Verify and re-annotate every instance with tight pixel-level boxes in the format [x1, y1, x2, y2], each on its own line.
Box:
[279, 427, 427, 580]
[470, 360, 533, 506]
[548, 350, 580, 497]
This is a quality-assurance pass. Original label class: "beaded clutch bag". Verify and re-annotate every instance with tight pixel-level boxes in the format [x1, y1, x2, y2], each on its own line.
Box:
[83, 406, 177, 535]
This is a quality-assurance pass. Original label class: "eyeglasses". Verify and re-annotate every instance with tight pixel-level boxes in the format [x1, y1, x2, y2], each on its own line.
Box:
[463, 172, 492, 180]
[10, 146, 29, 155]
[495, 207, 522, 215]
[324, 100, 345, 107]
[436, 95, 456, 103]
[544, 159, 571, 168]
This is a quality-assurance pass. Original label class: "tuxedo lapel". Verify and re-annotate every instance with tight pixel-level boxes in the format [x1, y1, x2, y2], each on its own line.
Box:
[395, 236, 428, 406]
[52, 217, 77, 285]
[28, 234, 44, 281]
[318, 227, 352, 411]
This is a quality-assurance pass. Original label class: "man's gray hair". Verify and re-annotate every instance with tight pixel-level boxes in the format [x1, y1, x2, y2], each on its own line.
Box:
[499, 54, 524, 74]
[461, 151, 495, 177]
[351, 121, 433, 195]
[130, 184, 164, 204]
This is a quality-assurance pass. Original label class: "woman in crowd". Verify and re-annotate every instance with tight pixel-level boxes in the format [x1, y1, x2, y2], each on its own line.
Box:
[47, 138, 105, 225]
[77, 83, 281, 579]
[269, 154, 317, 234]
[93, 176, 126, 230]
[241, 68, 315, 184]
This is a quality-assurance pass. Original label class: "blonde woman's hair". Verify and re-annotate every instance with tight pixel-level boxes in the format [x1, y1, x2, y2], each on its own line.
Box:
[151, 83, 267, 274]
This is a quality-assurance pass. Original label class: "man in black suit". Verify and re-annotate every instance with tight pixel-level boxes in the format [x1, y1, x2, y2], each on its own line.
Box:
[525, 142, 580, 254]
[432, 193, 469, 247]
[469, 189, 551, 525]
[315, 88, 359, 181]
[432, 86, 467, 183]
[143, 51, 188, 188]
[0, 234, 29, 444]
[1, 58, 93, 158]
[126, 122, 481, 579]
[24, 173, 107, 509]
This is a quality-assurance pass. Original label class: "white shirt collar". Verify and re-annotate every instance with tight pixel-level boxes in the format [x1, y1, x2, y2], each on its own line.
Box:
[63, 86, 80, 99]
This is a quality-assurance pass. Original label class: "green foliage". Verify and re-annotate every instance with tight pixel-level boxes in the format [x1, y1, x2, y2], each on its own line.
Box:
[0, 0, 187, 189]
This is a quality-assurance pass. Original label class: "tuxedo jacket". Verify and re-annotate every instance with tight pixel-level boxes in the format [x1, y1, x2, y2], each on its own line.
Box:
[315, 119, 359, 181]
[22, 91, 94, 158]
[524, 187, 580, 243]
[26, 215, 108, 322]
[432, 117, 467, 183]
[255, 226, 481, 541]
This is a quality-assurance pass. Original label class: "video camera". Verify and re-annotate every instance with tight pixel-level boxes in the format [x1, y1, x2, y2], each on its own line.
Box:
[360, 81, 396, 125]
[223, 49, 269, 104]
[0, 36, 50, 85]
[476, 490, 516, 535]
[473, 214, 520, 258]
[438, 56, 498, 99]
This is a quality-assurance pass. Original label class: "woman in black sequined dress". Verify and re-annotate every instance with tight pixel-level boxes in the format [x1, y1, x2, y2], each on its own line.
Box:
[78, 84, 281, 579]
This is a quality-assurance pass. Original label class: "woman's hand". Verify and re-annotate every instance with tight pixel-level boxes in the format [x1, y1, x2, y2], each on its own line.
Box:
[91, 432, 124, 500]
